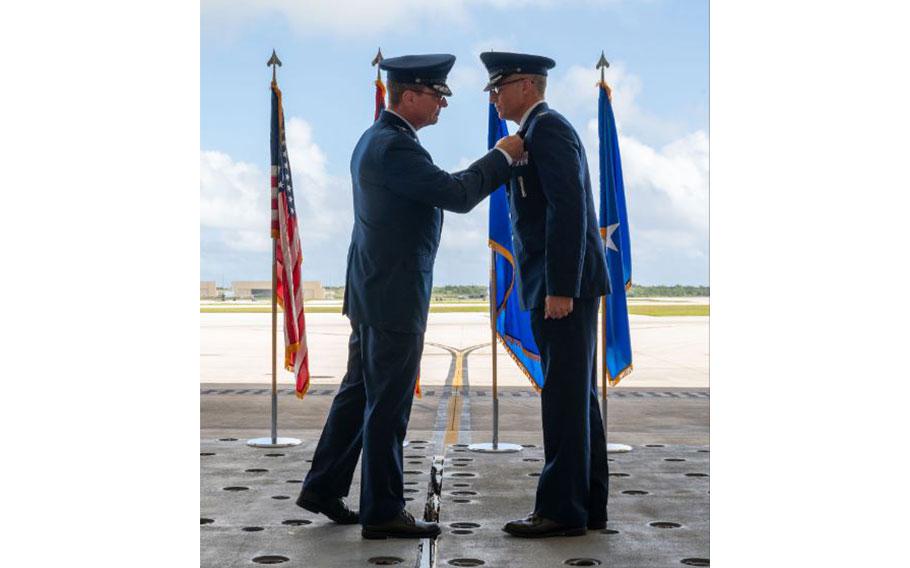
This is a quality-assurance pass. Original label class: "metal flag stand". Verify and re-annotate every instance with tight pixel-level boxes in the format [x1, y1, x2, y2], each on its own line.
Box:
[249, 50, 301, 449]
[597, 51, 632, 455]
[602, 294, 630, 454]
[469, 251, 523, 454]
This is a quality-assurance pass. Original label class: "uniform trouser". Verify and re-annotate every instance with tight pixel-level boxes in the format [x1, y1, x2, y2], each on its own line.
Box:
[530, 296, 609, 527]
[301, 321, 423, 526]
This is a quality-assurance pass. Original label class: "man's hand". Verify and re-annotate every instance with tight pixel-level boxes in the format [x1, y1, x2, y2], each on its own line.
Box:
[495, 134, 525, 162]
[544, 296, 574, 319]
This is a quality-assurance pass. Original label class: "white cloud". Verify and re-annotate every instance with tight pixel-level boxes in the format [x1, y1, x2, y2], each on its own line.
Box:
[534, 59, 711, 284]
[447, 65, 488, 98]
[547, 61, 689, 143]
[200, 150, 270, 251]
[451, 156, 476, 171]
[223, 229, 271, 253]
[621, 130, 709, 234]
[202, 0, 471, 38]
[579, 115, 709, 284]
[201, 117, 353, 279]
[470, 36, 520, 57]
[202, 0, 626, 39]
[283, 118, 353, 242]
[436, 199, 493, 284]
[547, 64, 621, 118]
[419, 155, 501, 283]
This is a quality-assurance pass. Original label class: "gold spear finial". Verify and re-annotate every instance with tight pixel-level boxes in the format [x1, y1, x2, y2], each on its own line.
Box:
[267, 49, 282, 83]
[596, 50, 611, 100]
[371, 48, 384, 81]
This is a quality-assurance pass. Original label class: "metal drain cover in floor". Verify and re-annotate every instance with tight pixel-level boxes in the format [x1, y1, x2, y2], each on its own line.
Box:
[252, 555, 289, 565]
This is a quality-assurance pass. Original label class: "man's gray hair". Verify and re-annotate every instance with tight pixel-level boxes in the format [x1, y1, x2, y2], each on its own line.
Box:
[387, 80, 424, 107]
[530, 75, 547, 96]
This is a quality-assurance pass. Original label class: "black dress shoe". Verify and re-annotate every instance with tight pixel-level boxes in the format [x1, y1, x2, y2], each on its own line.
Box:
[502, 513, 586, 538]
[587, 519, 607, 530]
[296, 489, 359, 525]
[362, 509, 441, 539]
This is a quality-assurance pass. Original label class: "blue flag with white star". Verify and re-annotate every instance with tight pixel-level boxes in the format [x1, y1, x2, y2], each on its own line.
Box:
[487, 103, 544, 391]
[598, 83, 633, 385]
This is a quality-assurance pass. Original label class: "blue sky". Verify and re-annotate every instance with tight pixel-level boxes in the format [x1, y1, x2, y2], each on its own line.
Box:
[201, 0, 709, 287]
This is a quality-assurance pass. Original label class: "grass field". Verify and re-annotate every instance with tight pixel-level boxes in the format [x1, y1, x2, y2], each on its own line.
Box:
[628, 304, 709, 316]
[201, 304, 709, 316]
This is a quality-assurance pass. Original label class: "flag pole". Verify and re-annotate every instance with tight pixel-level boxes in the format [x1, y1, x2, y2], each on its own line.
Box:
[491, 250, 499, 448]
[596, 51, 631, 454]
[271, 236, 278, 443]
[600, 237, 630, 455]
[601, 289, 608, 432]
[249, 49, 302, 449]
[597, 51, 611, 436]
[372, 47, 383, 81]
[469, 249, 521, 453]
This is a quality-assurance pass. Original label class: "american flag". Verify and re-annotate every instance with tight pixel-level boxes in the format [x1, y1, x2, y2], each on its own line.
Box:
[270, 81, 310, 399]
[374, 77, 386, 122]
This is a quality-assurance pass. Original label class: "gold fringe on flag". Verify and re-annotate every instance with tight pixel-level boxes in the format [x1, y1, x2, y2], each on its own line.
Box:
[607, 363, 633, 387]
[495, 331, 542, 394]
[487, 238, 544, 392]
[295, 380, 310, 400]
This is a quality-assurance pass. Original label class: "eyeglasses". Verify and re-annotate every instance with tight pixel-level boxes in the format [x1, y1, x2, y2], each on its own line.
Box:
[490, 78, 526, 95]
[410, 88, 445, 100]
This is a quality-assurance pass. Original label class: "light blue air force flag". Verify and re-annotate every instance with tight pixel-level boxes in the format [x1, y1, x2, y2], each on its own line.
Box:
[598, 84, 633, 385]
[487, 103, 544, 390]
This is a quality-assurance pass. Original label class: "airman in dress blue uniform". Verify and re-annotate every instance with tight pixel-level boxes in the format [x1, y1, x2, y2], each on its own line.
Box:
[480, 51, 611, 538]
[297, 54, 525, 539]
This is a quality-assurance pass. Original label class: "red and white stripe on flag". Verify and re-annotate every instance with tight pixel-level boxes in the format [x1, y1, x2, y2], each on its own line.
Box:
[274, 165, 310, 398]
[270, 80, 311, 399]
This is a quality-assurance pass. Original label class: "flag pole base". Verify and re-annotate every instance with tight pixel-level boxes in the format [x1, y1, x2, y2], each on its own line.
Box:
[607, 443, 632, 453]
[467, 442, 523, 454]
[246, 437, 302, 448]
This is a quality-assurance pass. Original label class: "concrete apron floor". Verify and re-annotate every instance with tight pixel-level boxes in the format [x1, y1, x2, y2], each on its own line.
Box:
[201, 387, 709, 567]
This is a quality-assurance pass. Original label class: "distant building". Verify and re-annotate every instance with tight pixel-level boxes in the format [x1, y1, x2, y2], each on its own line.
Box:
[200, 281, 218, 299]
[232, 280, 325, 301]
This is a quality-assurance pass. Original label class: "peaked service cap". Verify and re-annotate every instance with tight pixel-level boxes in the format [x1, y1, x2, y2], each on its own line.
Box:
[379, 53, 456, 96]
[479, 51, 556, 92]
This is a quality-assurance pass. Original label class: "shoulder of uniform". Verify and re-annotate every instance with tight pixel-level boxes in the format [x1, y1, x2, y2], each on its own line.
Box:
[375, 128, 423, 163]
[375, 115, 417, 139]
[526, 109, 566, 138]
[381, 127, 419, 149]
[532, 109, 566, 129]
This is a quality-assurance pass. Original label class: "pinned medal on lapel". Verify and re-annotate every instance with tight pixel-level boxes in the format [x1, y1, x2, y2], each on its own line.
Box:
[518, 175, 527, 197]
[516, 150, 529, 197]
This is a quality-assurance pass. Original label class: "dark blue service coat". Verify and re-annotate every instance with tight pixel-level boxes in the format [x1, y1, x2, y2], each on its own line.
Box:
[304, 111, 511, 525]
[508, 102, 611, 527]
[343, 111, 511, 332]
[508, 102, 609, 309]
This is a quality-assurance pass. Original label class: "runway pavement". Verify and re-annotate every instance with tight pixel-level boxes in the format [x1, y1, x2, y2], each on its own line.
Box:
[200, 312, 708, 389]
[201, 312, 709, 567]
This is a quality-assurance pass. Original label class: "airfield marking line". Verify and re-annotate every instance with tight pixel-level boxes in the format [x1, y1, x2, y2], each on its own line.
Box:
[420, 343, 485, 568]
[427, 342, 487, 448]
[443, 350, 465, 447]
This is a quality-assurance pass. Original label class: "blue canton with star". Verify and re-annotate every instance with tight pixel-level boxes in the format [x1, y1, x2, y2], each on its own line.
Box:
[278, 143, 296, 216]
